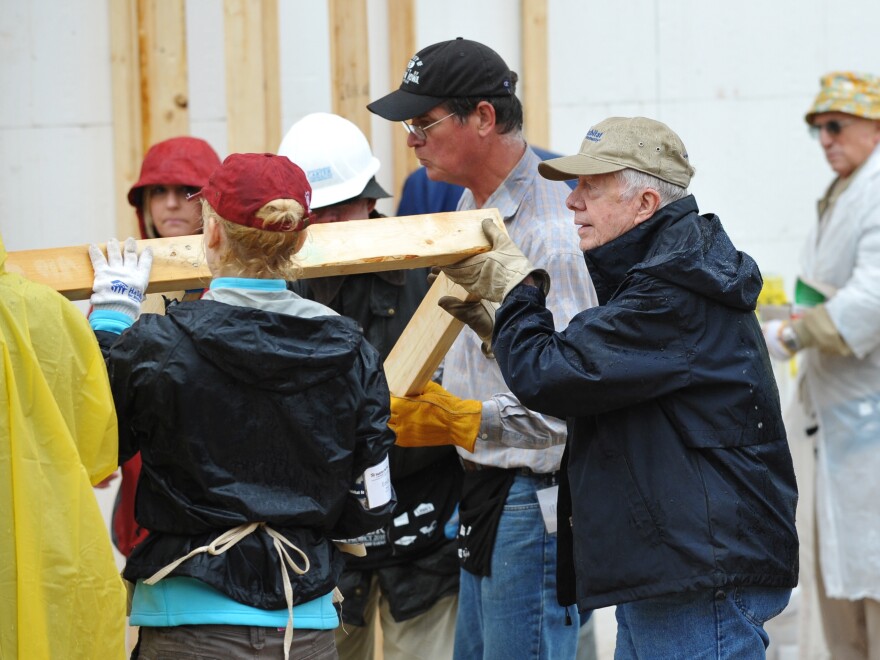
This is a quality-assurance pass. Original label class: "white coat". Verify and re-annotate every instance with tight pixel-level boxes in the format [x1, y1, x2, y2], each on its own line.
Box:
[800, 142, 880, 599]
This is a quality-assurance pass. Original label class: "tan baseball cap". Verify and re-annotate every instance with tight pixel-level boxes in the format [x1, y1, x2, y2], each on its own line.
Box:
[538, 116, 695, 188]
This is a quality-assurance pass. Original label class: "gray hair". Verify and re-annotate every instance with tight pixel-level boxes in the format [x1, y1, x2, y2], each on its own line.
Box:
[616, 169, 688, 208]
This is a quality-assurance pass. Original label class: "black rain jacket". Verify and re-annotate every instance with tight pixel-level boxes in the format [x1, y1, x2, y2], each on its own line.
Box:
[292, 240, 462, 624]
[97, 298, 396, 610]
[492, 195, 799, 611]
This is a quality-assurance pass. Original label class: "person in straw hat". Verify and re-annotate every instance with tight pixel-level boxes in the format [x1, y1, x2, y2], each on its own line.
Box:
[762, 72, 880, 658]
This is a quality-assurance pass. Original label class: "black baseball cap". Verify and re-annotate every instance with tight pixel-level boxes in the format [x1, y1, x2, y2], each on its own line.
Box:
[367, 37, 515, 121]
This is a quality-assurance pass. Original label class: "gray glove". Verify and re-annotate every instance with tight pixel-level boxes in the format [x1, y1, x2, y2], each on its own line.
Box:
[438, 296, 498, 358]
[89, 237, 153, 319]
[440, 218, 549, 302]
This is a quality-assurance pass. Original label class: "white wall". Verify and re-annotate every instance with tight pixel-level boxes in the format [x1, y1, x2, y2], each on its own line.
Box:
[2, 0, 879, 298]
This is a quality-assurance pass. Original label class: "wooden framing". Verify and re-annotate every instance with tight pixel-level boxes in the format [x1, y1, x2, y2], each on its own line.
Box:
[138, 0, 190, 146]
[521, 0, 550, 147]
[386, 0, 419, 199]
[328, 0, 372, 140]
[224, 0, 281, 152]
[108, 0, 143, 239]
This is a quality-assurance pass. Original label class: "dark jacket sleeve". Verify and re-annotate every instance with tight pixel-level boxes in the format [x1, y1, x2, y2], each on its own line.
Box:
[329, 340, 397, 539]
[493, 280, 693, 420]
[95, 328, 141, 464]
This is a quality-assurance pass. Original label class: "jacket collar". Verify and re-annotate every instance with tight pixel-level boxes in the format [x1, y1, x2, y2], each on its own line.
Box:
[584, 195, 699, 304]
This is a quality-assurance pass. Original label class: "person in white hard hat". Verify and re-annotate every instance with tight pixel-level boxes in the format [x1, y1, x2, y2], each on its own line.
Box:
[278, 113, 462, 660]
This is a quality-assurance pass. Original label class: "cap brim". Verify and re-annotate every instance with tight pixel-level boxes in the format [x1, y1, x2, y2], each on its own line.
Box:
[367, 89, 447, 121]
[358, 177, 391, 201]
[538, 155, 626, 181]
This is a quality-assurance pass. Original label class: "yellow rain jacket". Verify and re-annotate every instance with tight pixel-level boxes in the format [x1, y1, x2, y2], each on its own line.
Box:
[0, 234, 126, 658]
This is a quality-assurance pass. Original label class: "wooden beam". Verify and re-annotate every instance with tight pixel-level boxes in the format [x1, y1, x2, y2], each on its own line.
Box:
[521, 0, 549, 147]
[383, 273, 474, 396]
[328, 0, 371, 140]
[5, 209, 504, 301]
[108, 0, 142, 239]
[224, 0, 282, 153]
[386, 0, 419, 199]
[138, 0, 190, 146]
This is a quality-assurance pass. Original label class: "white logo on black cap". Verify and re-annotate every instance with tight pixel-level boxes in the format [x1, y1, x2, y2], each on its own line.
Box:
[402, 55, 423, 85]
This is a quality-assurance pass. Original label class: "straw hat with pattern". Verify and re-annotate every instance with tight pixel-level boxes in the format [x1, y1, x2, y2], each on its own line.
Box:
[805, 71, 880, 124]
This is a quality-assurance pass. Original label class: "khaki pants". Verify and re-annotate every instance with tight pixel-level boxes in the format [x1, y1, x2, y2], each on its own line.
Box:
[335, 575, 457, 660]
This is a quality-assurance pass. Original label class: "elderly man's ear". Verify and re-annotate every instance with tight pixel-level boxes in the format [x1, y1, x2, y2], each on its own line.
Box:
[635, 188, 663, 225]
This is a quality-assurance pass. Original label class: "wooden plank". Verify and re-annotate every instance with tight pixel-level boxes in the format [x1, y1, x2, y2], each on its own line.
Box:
[5, 209, 504, 301]
[224, 0, 281, 152]
[138, 0, 190, 145]
[383, 273, 475, 396]
[328, 0, 371, 140]
[521, 0, 549, 146]
[386, 0, 419, 199]
[108, 0, 142, 239]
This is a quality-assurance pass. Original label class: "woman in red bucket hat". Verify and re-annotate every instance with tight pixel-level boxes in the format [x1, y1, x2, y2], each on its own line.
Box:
[109, 137, 222, 561]
[88, 153, 396, 659]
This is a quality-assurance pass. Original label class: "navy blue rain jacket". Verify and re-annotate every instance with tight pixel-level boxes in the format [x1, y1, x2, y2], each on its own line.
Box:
[493, 195, 798, 610]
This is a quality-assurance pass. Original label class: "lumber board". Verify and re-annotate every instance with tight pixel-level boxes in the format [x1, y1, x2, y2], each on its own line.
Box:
[383, 272, 476, 397]
[5, 209, 503, 302]
[521, 0, 550, 147]
[386, 0, 418, 198]
[328, 0, 371, 139]
[224, 0, 281, 152]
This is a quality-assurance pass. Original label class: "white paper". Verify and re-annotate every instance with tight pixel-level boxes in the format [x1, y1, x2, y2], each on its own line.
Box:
[536, 485, 559, 535]
[364, 455, 392, 509]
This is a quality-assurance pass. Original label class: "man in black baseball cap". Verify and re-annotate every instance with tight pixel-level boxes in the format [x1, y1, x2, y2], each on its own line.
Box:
[368, 37, 515, 121]
[370, 37, 596, 660]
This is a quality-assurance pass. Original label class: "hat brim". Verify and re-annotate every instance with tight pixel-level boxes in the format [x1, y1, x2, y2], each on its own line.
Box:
[358, 177, 391, 201]
[367, 89, 447, 121]
[538, 155, 626, 181]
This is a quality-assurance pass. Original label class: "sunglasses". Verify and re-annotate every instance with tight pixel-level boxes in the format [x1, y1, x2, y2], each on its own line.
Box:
[809, 118, 857, 139]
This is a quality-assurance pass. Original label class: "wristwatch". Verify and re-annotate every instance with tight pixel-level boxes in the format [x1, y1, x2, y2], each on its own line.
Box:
[779, 322, 801, 354]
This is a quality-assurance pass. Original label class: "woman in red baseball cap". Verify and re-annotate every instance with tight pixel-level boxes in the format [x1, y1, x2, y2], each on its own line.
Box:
[88, 153, 396, 660]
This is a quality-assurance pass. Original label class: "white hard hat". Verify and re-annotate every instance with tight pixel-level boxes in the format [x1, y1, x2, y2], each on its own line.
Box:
[277, 112, 383, 209]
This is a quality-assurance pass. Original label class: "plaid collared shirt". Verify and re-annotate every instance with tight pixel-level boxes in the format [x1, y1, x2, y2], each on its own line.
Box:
[443, 146, 597, 472]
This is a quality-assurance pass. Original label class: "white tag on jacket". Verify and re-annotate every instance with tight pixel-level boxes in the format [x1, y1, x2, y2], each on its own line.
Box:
[364, 455, 392, 509]
[537, 485, 559, 535]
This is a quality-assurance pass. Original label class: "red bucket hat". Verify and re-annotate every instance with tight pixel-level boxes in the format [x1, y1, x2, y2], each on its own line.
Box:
[199, 153, 313, 232]
[127, 136, 221, 208]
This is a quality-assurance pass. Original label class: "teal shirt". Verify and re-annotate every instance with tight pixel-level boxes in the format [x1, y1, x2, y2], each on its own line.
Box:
[130, 577, 339, 629]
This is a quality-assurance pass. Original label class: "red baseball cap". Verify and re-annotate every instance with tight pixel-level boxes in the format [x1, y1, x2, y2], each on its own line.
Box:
[199, 153, 313, 232]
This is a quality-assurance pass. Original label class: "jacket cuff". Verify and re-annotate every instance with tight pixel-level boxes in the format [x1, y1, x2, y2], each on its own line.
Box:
[89, 310, 134, 334]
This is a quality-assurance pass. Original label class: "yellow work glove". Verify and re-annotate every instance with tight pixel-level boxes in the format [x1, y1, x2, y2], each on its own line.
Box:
[438, 295, 498, 358]
[441, 218, 550, 302]
[390, 381, 482, 453]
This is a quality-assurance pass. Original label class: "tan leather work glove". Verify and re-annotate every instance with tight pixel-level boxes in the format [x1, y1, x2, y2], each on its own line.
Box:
[390, 381, 482, 453]
[438, 295, 498, 358]
[440, 218, 550, 302]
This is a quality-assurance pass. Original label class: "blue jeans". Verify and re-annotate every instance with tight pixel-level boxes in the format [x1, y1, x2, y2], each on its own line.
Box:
[453, 472, 579, 660]
[614, 586, 792, 659]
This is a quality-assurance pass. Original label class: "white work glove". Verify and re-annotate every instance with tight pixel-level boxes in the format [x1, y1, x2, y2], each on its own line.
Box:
[762, 319, 797, 362]
[89, 237, 153, 319]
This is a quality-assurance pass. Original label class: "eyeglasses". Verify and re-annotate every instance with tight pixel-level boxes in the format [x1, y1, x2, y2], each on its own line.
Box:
[401, 112, 456, 141]
[809, 118, 857, 139]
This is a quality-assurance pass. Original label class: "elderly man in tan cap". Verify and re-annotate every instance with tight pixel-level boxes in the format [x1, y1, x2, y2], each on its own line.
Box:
[762, 72, 880, 659]
[405, 115, 799, 657]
